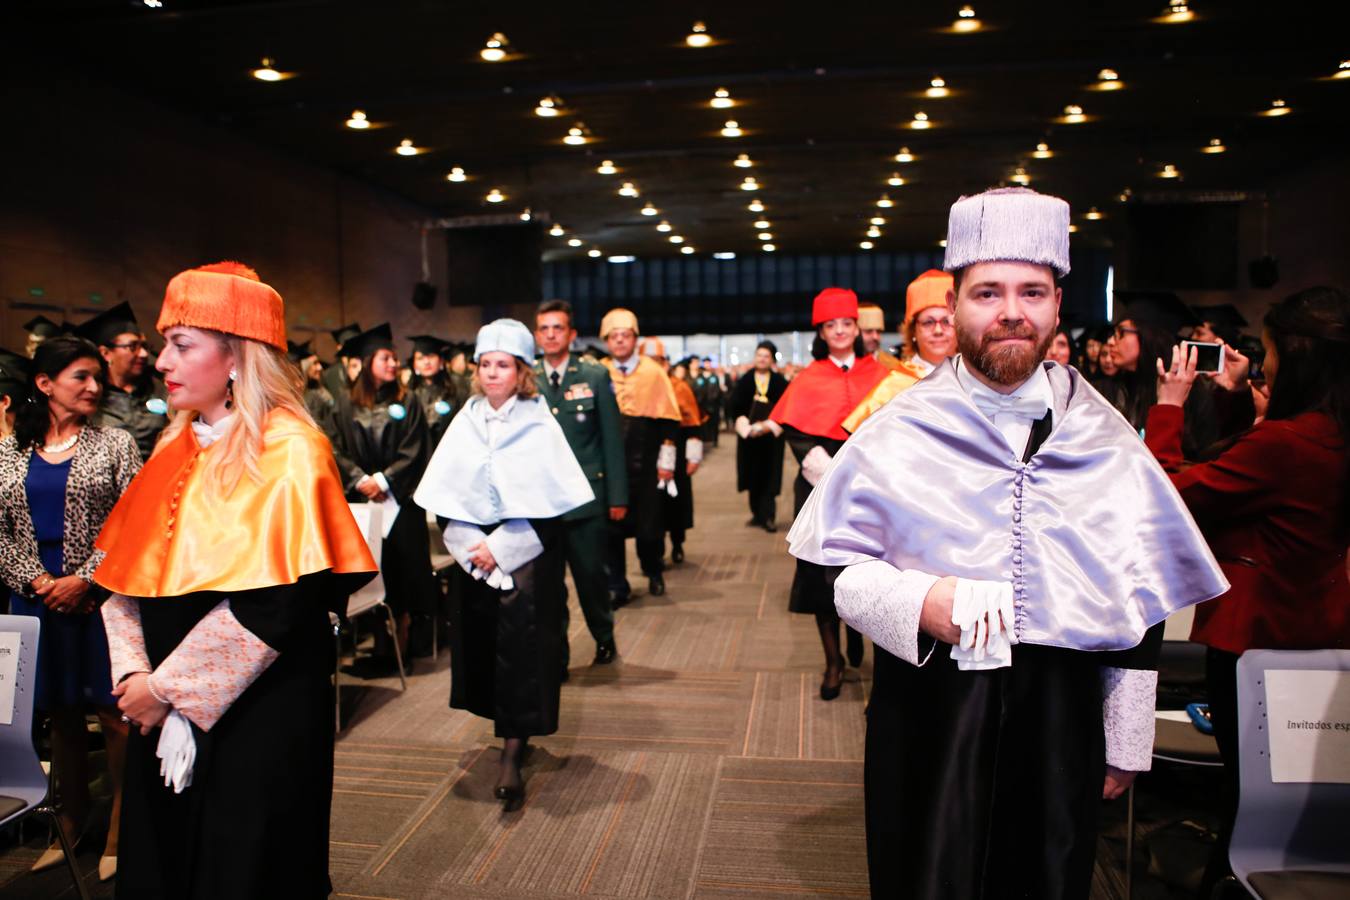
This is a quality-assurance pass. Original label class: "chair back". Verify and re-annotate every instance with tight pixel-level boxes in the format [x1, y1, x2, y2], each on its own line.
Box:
[1230, 649, 1350, 892]
[0, 614, 49, 823]
[346, 502, 386, 618]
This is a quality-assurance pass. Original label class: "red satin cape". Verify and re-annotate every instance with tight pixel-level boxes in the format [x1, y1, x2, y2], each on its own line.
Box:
[769, 355, 887, 441]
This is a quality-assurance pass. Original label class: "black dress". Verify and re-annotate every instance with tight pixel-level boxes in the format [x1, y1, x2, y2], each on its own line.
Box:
[727, 370, 787, 524]
[118, 573, 343, 899]
[784, 428, 845, 616]
[449, 518, 565, 738]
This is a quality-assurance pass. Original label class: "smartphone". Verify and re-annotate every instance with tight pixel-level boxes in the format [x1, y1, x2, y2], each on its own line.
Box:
[1181, 340, 1223, 374]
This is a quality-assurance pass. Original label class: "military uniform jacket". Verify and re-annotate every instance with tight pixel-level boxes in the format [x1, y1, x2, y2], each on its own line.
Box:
[534, 357, 629, 520]
[91, 376, 170, 462]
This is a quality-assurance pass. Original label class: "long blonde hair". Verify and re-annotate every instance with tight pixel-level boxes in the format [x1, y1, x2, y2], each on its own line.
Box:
[156, 332, 315, 496]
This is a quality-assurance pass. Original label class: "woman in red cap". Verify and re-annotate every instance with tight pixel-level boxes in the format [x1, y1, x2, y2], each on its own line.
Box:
[769, 288, 887, 698]
[94, 262, 377, 899]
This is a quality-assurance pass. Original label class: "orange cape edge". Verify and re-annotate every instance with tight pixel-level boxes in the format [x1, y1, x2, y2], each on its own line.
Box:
[604, 357, 682, 421]
[93, 409, 377, 598]
[769, 356, 888, 441]
[672, 378, 707, 427]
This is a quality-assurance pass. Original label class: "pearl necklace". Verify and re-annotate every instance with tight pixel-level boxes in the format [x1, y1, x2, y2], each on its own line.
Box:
[42, 429, 82, 454]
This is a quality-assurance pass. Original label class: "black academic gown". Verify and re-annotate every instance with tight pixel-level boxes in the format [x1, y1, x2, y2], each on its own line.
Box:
[449, 517, 565, 738]
[727, 370, 788, 500]
[118, 572, 346, 900]
[784, 427, 845, 616]
[409, 371, 462, 449]
[91, 375, 169, 462]
[616, 414, 680, 545]
[331, 385, 435, 618]
[667, 422, 698, 544]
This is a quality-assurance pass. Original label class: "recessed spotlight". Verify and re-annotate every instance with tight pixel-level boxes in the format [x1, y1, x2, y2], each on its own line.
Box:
[713, 252, 736, 260]
[860, 241, 874, 250]
[481, 33, 509, 62]
[757, 232, 773, 241]
[1156, 1, 1195, 24]
[567, 238, 584, 247]
[753, 218, 770, 229]
[686, 21, 712, 47]
[1061, 104, 1087, 124]
[669, 235, 685, 244]
[656, 220, 673, 233]
[485, 187, 506, 202]
[740, 176, 759, 191]
[608, 255, 635, 263]
[1260, 98, 1291, 117]
[535, 96, 561, 117]
[711, 87, 734, 109]
[549, 223, 565, 236]
[519, 208, 532, 222]
[1202, 137, 1226, 154]
[894, 147, 915, 163]
[618, 182, 639, 198]
[1335, 60, 1350, 80]
[909, 111, 931, 129]
[876, 194, 894, 208]
[953, 5, 981, 32]
[761, 243, 776, 252]
[345, 109, 370, 129]
[870, 216, 886, 226]
[866, 226, 882, 238]
[1010, 167, 1031, 186]
[1117, 187, 1134, 203]
[747, 198, 765, 212]
[926, 76, 950, 98]
[680, 245, 696, 255]
[396, 139, 419, 156]
[1158, 163, 1181, 179]
[734, 153, 753, 168]
[252, 57, 287, 81]
[564, 123, 590, 145]
[597, 160, 618, 175]
[641, 202, 658, 216]
[1084, 207, 1105, 220]
[1033, 141, 1053, 159]
[588, 248, 603, 258]
[721, 120, 743, 138]
[1093, 68, 1123, 91]
[446, 167, 467, 182]
[887, 173, 906, 187]
[143, 0, 162, 7]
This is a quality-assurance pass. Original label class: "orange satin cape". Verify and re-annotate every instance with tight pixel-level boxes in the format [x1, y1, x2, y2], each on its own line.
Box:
[769, 354, 887, 441]
[604, 356, 681, 421]
[672, 378, 707, 427]
[94, 409, 377, 598]
[842, 365, 923, 433]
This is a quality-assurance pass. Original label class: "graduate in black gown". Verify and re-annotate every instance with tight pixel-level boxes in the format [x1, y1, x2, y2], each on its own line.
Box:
[406, 334, 464, 449]
[96, 262, 376, 899]
[727, 340, 787, 531]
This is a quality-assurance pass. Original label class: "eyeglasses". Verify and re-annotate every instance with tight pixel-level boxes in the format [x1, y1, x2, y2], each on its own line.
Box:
[109, 340, 148, 352]
[915, 315, 954, 331]
[1113, 326, 1139, 340]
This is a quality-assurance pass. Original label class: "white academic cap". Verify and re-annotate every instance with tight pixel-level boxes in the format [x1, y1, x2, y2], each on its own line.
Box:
[474, 318, 535, 363]
[942, 187, 1072, 277]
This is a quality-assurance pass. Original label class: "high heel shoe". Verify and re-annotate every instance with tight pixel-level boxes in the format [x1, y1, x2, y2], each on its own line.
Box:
[99, 855, 118, 881]
[30, 836, 80, 873]
[819, 666, 844, 701]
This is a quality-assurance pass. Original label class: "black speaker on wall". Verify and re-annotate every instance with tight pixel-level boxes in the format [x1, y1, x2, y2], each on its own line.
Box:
[411, 281, 437, 309]
[443, 223, 543, 307]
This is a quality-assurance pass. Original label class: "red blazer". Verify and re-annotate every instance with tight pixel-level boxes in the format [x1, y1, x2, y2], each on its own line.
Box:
[1146, 404, 1349, 654]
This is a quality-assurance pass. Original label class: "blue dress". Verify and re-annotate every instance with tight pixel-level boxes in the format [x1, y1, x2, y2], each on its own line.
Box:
[7, 454, 115, 710]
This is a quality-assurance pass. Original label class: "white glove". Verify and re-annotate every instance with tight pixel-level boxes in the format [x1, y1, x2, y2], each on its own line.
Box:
[656, 442, 679, 496]
[800, 445, 832, 486]
[156, 710, 196, 794]
[734, 416, 752, 439]
[949, 578, 1016, 671]
[686, 438, 704, 464]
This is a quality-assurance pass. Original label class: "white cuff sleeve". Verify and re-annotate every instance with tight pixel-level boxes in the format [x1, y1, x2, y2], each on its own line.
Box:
[800, 445, 832, 486]
[734, 416, 752, 439]
[686, 438, 704, 464]
[1102, 667, 1158, 772]
[762, 419, 783, 438]
[372, 471, 391, 494]
[442, 520, 489, 575]
[657, 442, 677, 472]
[483, 519, 544, 575]
[834, 560, 940, 666]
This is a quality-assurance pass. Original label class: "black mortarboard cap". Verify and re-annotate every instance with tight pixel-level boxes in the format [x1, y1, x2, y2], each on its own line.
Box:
[0, 347, 32, 400]
[74, 302, 140, 346]
[286, 339, 313, 363]
[342, 323, 395, 360]
[408, 334, 450, 356]
[1113, 290, 1200, 336]
[1190, 304, 1248, 329]
[330, 322, 362, 350]
[23, 315, 62, 338]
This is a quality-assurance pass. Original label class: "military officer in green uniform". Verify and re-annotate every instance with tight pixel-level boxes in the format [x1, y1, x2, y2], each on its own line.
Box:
[534, 299, 629, 668]
[75, 302, 169, 462]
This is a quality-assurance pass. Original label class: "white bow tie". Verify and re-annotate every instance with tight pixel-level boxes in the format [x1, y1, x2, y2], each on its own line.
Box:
[970, 389, 1050, 422]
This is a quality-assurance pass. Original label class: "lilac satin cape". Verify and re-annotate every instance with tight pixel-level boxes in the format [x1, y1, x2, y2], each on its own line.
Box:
[787, 359, 1228, 652]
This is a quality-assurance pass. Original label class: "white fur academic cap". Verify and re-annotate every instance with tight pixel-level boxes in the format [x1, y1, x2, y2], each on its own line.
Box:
[942, 187, 1071, 277]
[473, 318, 536, 363]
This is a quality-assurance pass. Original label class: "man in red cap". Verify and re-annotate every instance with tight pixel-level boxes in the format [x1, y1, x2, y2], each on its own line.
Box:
[769, 288, 888, 697]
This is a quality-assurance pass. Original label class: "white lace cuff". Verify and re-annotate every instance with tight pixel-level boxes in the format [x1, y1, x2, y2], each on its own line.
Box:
[834, 560, 939, 666]
[1102, 667, 1158, 772]
[685, 438, 704, 464]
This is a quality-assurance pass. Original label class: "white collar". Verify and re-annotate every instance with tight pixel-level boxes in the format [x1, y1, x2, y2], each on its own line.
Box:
[954, 356, 1054, 417]
[613, 354, 638, 375]
[191, 414, 236, 448]
[483, 394, 518, 422]
[910, 355, 936, 376]
[829, 353, 856, 370]
[543, 355, 570, 378]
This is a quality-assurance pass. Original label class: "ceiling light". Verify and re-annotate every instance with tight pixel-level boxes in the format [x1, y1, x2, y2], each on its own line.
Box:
[567, 238, 584, 247]
[680, 245, 696, 255]
[396, 139, 419, 156]
[640, 202, 658, 216]
[1092, 68, 1124, 91]
[597, 160, 618, 175]
[686, 21, 712, 47]
[711, 87, 734, 109]
[1202, 137, 1227, 154]
[757, 232, 773, 241]
[519, 208, 532, 222]
[876, 194, 894, 208]
[740, 176, 759, 191]
[1260, 98, 1291, 117]
[549, 223, 565, 237]
[608, 255, 635, 263]
[870, 216, 886, 226]
[734, 153, 753, 168]
[866, 226, 882, 238]
[1033, 141, 1053, 159]
[1010, 167, 1030, 186]
[753, 218, 770, 229]
[953, 5, 981, 32]
[656, 220, 673, 232]
[251, 57, 286, 82]
[887, 173, 906, 187]
[535, 96, 561, 117]
[564, 123, 590, 145]
[1158, 163, 1181, 179]
[618, 182, 639, 197]
[747, 198, 765, 212]
[1062, 104, 1086, 124]
[1068, 224, 1079, 233]
[909, 111, 931, 129]
[926, 76, 950, 99]
[894, 147, 915, 163]
[481, 33, 509, 62]
[485, 187, 506, 202]
[1156, 1, 1195, 24]
[713, 252, 736, 260]
[143, 0, 162, 7]
[721, 120, 743, 138]
[761, 243, 776, 252]
[859, 241, 874, 250]
[669, 235, 685, 244]
[588, 248, 603, 258]
[1085, 207, 1105, 220]
[446, 167, 467, 182]
[345, 109, 370, 129]
[1117, 187, 1134, 202]
[1335, 60, 1350, 80]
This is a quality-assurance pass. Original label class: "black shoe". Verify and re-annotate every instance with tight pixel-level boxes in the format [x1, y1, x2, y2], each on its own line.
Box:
[592, 640, 618, 665]
[648, 574, 666, 596]
[820, 667, 843, 701]
[746, 517, 762, 528]
[612, 592, 632, 609]
[671, 545, 685, 564]
[763, 520, 778, 533]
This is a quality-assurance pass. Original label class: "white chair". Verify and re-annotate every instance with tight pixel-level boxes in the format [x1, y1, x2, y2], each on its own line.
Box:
[333, 503, 405, 733]
[0, 614, 91, 900]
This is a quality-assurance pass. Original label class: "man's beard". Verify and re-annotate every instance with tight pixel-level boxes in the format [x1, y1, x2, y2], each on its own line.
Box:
[957, 322, 1054, 386]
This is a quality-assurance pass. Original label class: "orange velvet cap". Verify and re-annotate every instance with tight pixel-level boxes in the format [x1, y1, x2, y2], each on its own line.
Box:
[904, 269, 954, 323]
[158, 262, 287, 351]
[812, 287, 859, 326]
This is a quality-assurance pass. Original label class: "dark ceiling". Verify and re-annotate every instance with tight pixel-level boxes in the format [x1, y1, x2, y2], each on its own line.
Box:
[14, 1, 1350, 261]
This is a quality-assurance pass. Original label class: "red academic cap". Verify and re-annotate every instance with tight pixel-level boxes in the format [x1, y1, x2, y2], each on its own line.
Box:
[811, 287, 859, 326]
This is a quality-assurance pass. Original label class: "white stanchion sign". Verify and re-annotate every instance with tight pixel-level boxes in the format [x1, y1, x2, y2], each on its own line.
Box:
[1265, 669, 1350, 784]
[0, 632, 20, 726]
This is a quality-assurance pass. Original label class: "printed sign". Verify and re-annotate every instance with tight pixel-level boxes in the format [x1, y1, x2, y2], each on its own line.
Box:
[1265, 669, 1350, 784]
[0, 632, 20, 726]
